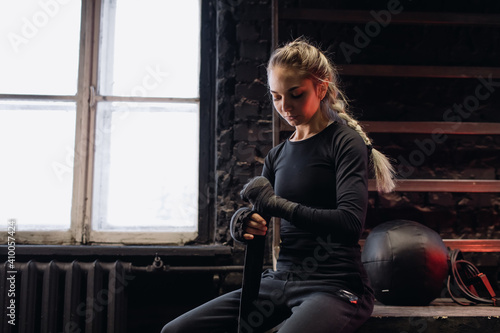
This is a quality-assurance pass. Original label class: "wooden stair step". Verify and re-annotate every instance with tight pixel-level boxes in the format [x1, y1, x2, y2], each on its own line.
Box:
[358, 298, 500, 333]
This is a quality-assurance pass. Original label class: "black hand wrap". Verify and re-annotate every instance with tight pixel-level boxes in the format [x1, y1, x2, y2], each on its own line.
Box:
[240, 176, 298, 221]
[230, 207, 254, 244]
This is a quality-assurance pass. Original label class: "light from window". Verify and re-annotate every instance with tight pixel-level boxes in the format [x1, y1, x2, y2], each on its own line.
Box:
[92, 102, 199, 231]
[0, 101, 76, 230]
[99, 0, 200, 98]
[0, 0, 81, 95]
[92, 0, 201, 233]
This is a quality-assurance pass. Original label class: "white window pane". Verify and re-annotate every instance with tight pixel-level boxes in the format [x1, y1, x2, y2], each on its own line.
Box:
[92, 102, 199, 231]
[99, 0, 200, 98]
[0, 1, 82, 95]
[0, 101, 76, 230]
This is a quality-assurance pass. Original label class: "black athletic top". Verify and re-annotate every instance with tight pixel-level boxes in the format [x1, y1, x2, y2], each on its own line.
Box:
[262, 121, 372, 295]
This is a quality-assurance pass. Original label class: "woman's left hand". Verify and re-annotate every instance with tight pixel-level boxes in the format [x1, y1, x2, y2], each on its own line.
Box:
[243, 213, 268, 240]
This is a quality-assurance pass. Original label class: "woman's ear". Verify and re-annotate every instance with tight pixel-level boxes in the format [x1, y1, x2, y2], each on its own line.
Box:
[317, 82, 328, 100]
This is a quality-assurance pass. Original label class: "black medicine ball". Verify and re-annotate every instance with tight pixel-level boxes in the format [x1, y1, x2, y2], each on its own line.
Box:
[361, 220, 449, 305]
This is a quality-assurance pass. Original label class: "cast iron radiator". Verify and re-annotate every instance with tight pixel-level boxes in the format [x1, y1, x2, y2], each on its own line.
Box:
[0, 260, 134, 333]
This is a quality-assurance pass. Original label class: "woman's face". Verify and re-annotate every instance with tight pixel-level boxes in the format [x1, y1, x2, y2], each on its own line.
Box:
[268, 66, 325, 127]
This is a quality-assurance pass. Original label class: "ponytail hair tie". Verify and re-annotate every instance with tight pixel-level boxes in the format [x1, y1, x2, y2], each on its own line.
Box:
[367, 144, 373, 154]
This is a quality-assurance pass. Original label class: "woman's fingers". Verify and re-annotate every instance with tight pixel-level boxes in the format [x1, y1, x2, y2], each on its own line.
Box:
[250, 212, 266, 223]
[247, 220, 267, 230]
[246, 218, 267, 233]
[243, 213, 268, 240]
[243, 233, 255, 240]
[243, 226, 267, 239]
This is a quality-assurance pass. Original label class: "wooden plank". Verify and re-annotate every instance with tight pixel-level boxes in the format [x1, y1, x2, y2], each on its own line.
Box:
[359, 239, 500, 252]
[281, 9, 500, 26]
[281, 120, 500, 135]
[337, 64, 500, 78]
[444, 239, 500, 253]
[369, 179, 500, 192]
[371, 298, 500, 317]
[362, 121, 500, 135]
[272, 0, 279, 51]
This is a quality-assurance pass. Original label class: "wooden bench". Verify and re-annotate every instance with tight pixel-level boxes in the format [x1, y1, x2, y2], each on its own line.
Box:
[264, 298, 499, 333]
[358, 298, 500, 333]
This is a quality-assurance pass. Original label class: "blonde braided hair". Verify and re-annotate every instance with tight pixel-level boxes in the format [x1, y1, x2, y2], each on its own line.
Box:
[268, 37, 396, 193]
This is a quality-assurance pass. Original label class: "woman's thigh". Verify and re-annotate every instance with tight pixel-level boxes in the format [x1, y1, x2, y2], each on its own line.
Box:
[160, 289, 241, 333]
[277, 291, 373, 333]
[161, 277, 291, 333]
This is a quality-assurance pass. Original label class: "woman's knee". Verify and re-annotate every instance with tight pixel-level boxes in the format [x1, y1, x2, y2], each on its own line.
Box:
[160, 322, 176, 333]
[160, 320, 185, 333]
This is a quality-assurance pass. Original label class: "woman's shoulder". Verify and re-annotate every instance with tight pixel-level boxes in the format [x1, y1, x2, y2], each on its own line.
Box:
[325, 122, 368, 158]
[266, 140, 286, 160]
[329, 121, 365, 143]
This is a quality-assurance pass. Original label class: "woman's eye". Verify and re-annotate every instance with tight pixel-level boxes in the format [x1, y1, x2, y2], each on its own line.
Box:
[272, 96, 281, 101]
[292, 93, 303, 99]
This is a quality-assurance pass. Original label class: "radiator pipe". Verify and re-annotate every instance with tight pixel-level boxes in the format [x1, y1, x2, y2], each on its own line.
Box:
[130, 254, 271, 273]
[131, 265, 246, 273]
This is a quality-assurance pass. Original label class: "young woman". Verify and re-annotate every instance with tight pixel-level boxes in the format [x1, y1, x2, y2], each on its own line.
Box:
[161, 38, 395, 333]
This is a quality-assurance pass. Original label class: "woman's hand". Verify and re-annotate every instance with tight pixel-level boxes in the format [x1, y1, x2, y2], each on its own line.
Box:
[243, 213, 268, 240]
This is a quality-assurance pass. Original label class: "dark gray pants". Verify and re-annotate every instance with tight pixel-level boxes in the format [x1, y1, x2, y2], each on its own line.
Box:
[161, 270, 374, 333]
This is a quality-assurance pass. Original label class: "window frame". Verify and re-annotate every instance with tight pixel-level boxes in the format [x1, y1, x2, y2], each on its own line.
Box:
[0, 0, 215, 245]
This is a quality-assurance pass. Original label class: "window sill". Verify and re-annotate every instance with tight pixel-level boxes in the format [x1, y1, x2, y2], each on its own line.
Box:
[0, 244, 233, 262]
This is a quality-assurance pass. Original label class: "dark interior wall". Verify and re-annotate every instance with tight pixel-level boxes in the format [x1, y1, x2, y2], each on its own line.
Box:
[214, 0, 274, 246]
[212, 0, 500, 269]
[274, 0, 500, 241]
[209, 0, 500, 317]
[214, 0, 500, 245]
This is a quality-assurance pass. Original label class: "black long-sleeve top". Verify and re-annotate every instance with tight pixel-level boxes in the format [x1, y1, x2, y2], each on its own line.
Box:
[262, 121, 371, 295]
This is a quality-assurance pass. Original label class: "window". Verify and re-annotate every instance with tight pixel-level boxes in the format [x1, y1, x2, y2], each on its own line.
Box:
[0, 0, 208, 245]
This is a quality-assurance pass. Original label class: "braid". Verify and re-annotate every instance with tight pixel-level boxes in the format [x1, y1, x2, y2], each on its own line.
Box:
[336, 112, 372, 146]
[336, 112, 396, 193]
[371, 148, 397, 193]
[322, 59, 396, 193]
[268, 37, 396, 193]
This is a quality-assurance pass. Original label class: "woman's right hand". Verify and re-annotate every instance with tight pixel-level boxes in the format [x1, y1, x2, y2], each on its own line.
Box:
[243, 213, 268, 240]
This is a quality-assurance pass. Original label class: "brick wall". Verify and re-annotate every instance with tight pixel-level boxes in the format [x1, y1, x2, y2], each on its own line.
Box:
[214, 0, 274, 245]
[211, 2, 500, 291]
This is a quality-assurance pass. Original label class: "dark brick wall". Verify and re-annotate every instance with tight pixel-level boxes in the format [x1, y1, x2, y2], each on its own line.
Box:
[211, 0, 499, 264]
[272, 0, 500, 241]
[214, 0, 273, 246]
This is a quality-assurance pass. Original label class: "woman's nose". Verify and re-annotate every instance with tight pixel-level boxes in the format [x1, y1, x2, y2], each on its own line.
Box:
[281, 97, 292, 113]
